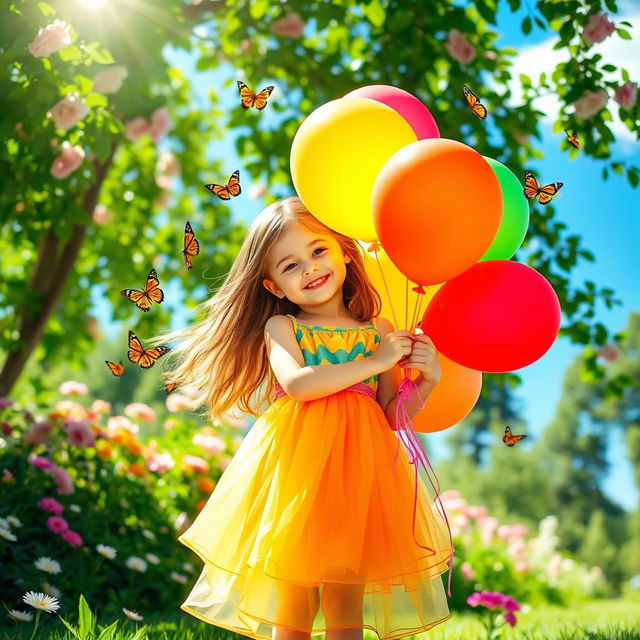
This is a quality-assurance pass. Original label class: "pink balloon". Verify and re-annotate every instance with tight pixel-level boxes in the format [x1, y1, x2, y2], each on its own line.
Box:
[420, 260, 561, 372]
[343, 85, 439, 140]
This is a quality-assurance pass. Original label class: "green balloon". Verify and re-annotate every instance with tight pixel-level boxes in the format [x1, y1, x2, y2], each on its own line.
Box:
[479, 156, 530, 261]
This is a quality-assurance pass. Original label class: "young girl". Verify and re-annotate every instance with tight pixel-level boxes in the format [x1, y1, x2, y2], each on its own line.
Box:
[155, 196, 453, 640]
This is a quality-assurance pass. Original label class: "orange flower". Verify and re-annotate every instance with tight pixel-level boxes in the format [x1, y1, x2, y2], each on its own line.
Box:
[196, 500, 207, 512]
[196, 477, 215, 493]
[125, 440, 143, 456]
[95, 441, 112, 459]
[127, 463, 147, 477]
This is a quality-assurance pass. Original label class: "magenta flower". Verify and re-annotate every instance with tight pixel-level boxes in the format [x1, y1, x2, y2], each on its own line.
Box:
[46, 516, 69, 534]
[61, 529, 83, 546]
[28, 455, 56, 471]
[467, 591, 521, 637]
[38, 497, 64, 515]
[0, 397, 14, 409]
[503, 611, 517, 627]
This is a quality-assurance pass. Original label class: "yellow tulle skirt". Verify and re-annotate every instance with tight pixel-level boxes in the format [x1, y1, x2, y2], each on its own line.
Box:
[178, 389, 452, 640]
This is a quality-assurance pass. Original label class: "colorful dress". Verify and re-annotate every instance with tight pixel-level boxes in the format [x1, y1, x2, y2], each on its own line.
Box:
[178, 314, 452, 640]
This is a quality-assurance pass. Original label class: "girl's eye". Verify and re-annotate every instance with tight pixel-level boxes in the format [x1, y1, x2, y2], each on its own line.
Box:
[283, 248, 326, 272]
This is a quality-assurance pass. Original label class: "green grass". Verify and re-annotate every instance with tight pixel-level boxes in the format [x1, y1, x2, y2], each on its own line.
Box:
[2, 598, 639, 640]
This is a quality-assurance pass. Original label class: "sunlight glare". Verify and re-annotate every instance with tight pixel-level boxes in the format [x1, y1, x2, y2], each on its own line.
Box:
[77, 0, 109, 8]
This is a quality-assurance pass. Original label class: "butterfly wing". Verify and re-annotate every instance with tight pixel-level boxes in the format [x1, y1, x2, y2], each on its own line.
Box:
[253, 86, 274, 110]
[523, 171, 540, 200]
[502, 425, 527, 446]
[121, 288, 152, 312]
[105, 360, 124, 376]
[564, 130, 580, 149]
[138, 345, 170, 369]
[237, 81, 256, 109]
[226, 169, 241, 197]
[127, 330, 146, 365]
[182, 221, 200, 270]
[463, 85, 487, 119]
[204, 182, 231, 200]
[145, 268, 164, 304]
[537, 182, 563, 205]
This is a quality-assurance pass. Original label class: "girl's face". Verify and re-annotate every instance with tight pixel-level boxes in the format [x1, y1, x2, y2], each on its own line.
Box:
[262, 224, 351, 306]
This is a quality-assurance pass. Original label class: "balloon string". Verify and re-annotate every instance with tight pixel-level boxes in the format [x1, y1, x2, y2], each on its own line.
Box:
[373, 250, 400, 330]
[392, 376, 455, 598]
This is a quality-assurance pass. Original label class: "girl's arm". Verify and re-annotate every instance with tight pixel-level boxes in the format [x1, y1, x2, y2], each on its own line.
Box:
[375, 317, 438, 431]
[264, 315, 387, 402]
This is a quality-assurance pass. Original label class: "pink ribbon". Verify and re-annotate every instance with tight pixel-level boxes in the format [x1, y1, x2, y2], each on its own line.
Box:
[392, 374, 455, 598]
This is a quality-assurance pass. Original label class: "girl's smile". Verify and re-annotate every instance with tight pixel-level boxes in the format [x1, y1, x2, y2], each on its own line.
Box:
[304, 273, 331, 290]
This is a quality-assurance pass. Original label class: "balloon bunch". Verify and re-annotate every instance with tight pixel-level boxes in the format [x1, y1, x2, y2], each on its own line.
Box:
[290, 84, 562, 433]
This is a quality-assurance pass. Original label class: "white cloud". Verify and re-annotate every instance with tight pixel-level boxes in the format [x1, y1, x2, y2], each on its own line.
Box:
[503, 11, 640, 147]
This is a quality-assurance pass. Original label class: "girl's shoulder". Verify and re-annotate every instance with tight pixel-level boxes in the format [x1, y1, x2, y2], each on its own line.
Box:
[375, 316, 394, 336]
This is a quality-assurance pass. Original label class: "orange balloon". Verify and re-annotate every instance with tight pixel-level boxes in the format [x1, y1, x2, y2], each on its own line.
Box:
[363, 244, 442, 330]
[399, 353, 482, 433]
[372, 138, 502, 285]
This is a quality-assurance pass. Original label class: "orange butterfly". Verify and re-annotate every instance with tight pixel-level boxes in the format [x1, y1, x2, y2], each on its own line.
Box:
[502, 425, 527, 447]
[121, 269, 164, 312]
[204, 170, 242, 201]
[237, 81, 274, 111]
[181, 221, 200, 270]
[523, 170, 563, 204]
[105, 360, 125, 377]
[164, 381, 177, 394]
[564, 130, 580, 149]
[463, 85, 488, 119]
[127, 330, 170, 370]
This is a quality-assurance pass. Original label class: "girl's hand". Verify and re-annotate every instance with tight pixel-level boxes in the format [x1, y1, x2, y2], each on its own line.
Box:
[398, 334, 441, 386]
[372, 330, 414, 372]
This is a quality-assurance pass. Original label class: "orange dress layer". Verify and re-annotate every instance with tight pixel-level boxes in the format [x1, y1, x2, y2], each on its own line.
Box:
[178, 314, 452, 640]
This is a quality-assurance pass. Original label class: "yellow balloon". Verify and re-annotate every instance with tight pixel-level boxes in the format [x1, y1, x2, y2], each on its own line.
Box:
[290, 98, 418, 243]
[363, 244, 443, 331]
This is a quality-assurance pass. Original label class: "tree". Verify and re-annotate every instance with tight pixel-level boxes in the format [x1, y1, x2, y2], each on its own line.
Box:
[1, 0, 637, 403]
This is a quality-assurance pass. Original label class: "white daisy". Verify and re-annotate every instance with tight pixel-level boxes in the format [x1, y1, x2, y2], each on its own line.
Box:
[122, 607, 144, 620]
[69, 504, 82, 513]
[96, 544, 117, 559]
[141, 529, 155, 540]
[0, 517, 9, 529]
[42, 582, 63, 598]
[0, 527, 17, 541]
[22, 591, 60, 613]
[34, 557, 62, 574]
[7, 515, 23, 527]
[9, 609, 33, 622]
[170, 571, 187, 584]
[182, 561, 195, 572]
[144, 553, 160, 564]
[125, 556, 147, 572]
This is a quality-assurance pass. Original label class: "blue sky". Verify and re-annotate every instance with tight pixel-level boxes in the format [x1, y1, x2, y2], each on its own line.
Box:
[94, 2, 639, 509]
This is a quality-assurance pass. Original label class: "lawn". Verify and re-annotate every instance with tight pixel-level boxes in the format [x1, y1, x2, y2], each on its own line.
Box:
[2, 597, 639, 640]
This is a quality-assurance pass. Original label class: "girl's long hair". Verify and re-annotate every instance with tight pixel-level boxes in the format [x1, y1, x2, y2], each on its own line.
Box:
[148, 196, 382, 422]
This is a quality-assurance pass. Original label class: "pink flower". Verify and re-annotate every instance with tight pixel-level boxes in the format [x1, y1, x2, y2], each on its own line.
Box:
[61, 529, 83, 546]
[47, 94, 89, 132]
[92, 204, 113, 225]
[90, 399, 111, 415]
[1, 422, 11, 436]
[194, 432, 226, 456]
[52, 466, 74, 495]
[460, 561, 475, 580]
[573, 88, 609, 119]
[615, 82, 638, 110]
[146, 451, 175, 473]
[182, 454, 210, 473]
[64, 419, 96, 448]
[125, 117, 151, 142]
[0, 397, 14, 409]
[515, 560, 530, 573]
[28, 19, 71, 58]
[38, 497, 64, 515]
[272, 12, 305, 38]
[166, 392, 192, 413]
[464, 505, 487, 519]
[28, 455, 56, 471]
[92, 65, 129, 94]
[597, 344, 621, 362]
[50, 141, 85, 179]
[46, 515, 69, 533]
[156, 151, 180, 176]
[124, 402, 156, 423]
[445, 29, 476, 64]
[583, 13, 615, 45]
[149, 107, 173, 144]
[24, 420, 54, 445]
[498, 523, 529, 539]
[503, 612, 517, 627]
[440, 490, 460, 500]
[59, 380, 89, 396]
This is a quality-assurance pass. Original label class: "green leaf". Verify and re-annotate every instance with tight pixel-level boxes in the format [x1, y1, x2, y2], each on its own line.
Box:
[59, 45, 82, 62]
[521, 16, 532, 34]
[249, 0, 269, 20]
[622, 68, 630, 82]
[363, 0, 386, 27]
[38, 2, 56, 16]
[601, 64, 616, 72]
[78, 594, 96, 637]
[86, 92, 108, 108]
[605, 0, 618, 11]
[534, 17, 547, 31]
[627, 169, 639, 188]
[616, 28, 632, 40]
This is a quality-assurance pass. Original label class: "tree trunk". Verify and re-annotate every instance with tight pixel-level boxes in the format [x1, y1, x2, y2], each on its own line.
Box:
[0, 143, 117, 397]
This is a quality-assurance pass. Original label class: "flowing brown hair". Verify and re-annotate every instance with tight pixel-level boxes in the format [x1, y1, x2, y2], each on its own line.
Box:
[148, 196, 382, 422]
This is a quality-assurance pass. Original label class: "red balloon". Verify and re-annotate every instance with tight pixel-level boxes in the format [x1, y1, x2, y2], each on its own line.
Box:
[420, 260, 561, 372]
